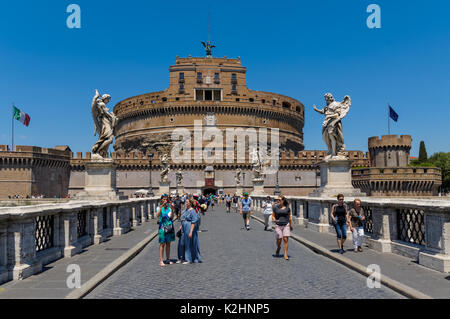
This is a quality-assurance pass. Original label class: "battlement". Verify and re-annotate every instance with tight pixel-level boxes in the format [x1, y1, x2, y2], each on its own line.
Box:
[69, 150, 370, 168]
[0, 145, 71, 158]
[368, 135, 412, 149]
[175, 56, 242, 66]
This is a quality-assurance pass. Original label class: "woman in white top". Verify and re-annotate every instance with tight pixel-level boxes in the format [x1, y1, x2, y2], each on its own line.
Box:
[262, 196, 274, 231]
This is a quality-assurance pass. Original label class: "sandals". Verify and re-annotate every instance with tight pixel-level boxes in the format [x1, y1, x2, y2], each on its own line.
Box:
[160, 261, 166, 267]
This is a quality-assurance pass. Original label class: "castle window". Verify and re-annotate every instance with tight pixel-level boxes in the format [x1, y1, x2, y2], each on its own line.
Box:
[179, 72, 185, 83]
[195, 89, 222, 101]
[214, 90, 221, 101]
[273, 99, 277, 106]
[205, 90, 213, 101]
[179, 83, 185, 93]
[162, 97, 167, 102]
[236, 98, 240, 102]
[262, 99, 266, 104]
[231, 84, 237, 94]
[282, 101, 291, 109]
[249, 98, 254, 102]
[231, 73, 237, 84]
[197, 72, 203, 83]
[214, 73, 220, 84]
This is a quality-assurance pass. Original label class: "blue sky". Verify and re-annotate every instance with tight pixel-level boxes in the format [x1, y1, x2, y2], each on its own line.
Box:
[0, 0, 449, 156]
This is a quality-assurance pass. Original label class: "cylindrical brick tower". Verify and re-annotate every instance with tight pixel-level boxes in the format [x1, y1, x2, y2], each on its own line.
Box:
[368, 135, 412, 168]
[113, 56, 305, 156]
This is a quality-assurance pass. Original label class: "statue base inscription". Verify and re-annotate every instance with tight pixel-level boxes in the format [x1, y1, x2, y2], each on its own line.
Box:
[309, 158, 366, 198]
[158, 181, 170, 196]
[250, 179, 266, 196]
[76, 160, 124, 200]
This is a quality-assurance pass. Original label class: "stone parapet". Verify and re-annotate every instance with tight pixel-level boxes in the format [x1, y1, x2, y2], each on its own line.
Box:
[250, 194, 450, 273]
[0, 197, 159, 284]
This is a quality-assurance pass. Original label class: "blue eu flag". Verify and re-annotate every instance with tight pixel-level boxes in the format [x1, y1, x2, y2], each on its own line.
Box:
[389, 105, 399, 122]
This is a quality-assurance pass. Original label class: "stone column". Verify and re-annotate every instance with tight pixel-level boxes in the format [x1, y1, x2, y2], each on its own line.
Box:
[368, 207, 395, 253]
[130, 205, 138, 227]
[294, 200, 307, 226]
[7, 218, 42, 280]
[61, 211, 81, 257]
[112, 205, 124, 236]
[0, 223, 7, 284]
[93, 208, 104, 245]
[143, 202, 149, 222]
[419, 211, 450, 272]
[307, 200, 332, 233]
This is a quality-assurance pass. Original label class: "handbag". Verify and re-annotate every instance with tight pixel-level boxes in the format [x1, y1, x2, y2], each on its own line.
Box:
[176, 229, 182, 238]
[160, 207, 175, 235]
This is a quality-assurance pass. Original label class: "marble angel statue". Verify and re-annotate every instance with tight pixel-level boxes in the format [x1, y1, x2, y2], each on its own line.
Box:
[91, 89, 118, 159]
[313, 93, 351, 159]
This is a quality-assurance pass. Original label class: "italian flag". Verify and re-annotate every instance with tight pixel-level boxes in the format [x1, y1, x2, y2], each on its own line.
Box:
[13, 106, 31, 127]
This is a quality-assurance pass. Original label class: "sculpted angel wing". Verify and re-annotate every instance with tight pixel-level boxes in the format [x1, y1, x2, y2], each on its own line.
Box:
[201, 41, 206, 48]
[339, 95, 351, 120]
[91, 96, 102, 136]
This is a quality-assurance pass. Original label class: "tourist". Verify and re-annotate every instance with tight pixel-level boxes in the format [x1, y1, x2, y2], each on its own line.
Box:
[210, 194, 215, 211]
[349, 198, 365, 252]
[232, 194, 239, 213]
[240, 192, 252, 230]
[330, 194, 349, 254]
[225, 194, 232, 213]
[173, 195, 182, 220]
[177, 198, 202, 264]
[262, 196, 274, 231]
[156, 196, 176, 267]
[272, 196, 292, 260]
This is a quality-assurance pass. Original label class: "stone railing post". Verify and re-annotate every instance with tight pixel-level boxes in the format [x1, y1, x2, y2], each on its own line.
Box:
[7, 218, 42, 280]
[307, 200, 332, 233]
[112, 205, 124, 236]
[61, 211, 81, 257]
[143, 201, 149, 222]
[294, 199, 307, 226]
[419, 210, 450, 272]
[130, 204, 138, 227]
[368, 207, 396, 253]
[93, 208, 103, 245]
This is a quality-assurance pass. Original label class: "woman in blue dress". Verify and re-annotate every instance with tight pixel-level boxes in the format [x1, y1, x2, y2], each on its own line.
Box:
[177, 198, 202, 264]
[156, 197, 175, 267]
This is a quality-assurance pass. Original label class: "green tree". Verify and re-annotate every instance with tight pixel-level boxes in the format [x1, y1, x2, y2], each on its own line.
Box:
[428, 152, 450, 192]
[419, 141, 428, 162]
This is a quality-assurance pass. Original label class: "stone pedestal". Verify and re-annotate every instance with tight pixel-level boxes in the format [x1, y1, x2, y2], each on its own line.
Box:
[309, 157, 365, 198]
[235, 186, 243, 196]
[158, 181, 170, 196]
[76, 159, 121, 200]
[250, 179, 266, 196]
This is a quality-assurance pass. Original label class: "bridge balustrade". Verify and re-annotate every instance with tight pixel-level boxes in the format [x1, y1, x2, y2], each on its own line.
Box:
[0, 197, 159, 284]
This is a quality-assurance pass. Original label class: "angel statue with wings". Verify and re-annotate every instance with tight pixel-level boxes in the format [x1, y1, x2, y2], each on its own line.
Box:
[250, 148, 264, 181]
[201, 41, 215, 57]
[235, 168, 242, 186]
[160, 154, 170, 183]
[91, 89, 118, 159]
[313, 93, 351, 159]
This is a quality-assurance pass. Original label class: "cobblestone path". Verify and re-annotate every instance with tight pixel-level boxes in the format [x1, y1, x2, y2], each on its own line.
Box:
[86, 206, 404, 299]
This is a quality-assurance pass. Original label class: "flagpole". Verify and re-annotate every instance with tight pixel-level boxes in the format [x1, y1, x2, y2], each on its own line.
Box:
[388, 103, 390, 135]
[12, 103, 14, 151]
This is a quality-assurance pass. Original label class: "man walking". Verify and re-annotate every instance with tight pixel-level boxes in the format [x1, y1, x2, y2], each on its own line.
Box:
[225, 194, 232, 213]
[240, 192, 252, 231]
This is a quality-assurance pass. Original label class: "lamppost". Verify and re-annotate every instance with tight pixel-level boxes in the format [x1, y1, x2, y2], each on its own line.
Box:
[242, 172, 246, 194]
[148, 152, 154, 196]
